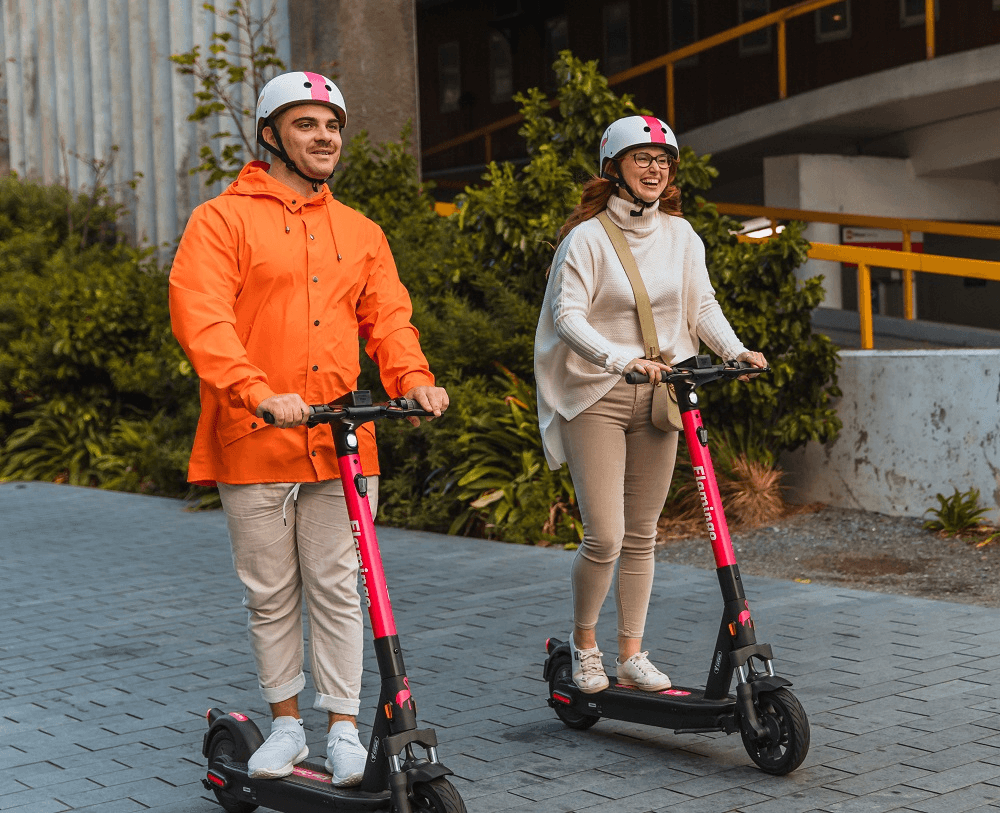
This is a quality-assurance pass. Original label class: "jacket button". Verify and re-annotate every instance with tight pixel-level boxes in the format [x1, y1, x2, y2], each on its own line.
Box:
[314, 320, 320, 326]
[309, 234, 315, 240]
[251, 422, 257, 429]
[312, 365, 318, 371]
[291, 200, 296, 204]
[311, 451, 317, 457]
[312, 276, 318, 282]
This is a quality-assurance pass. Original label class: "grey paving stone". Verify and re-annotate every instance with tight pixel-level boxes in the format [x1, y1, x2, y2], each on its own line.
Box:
[7, 481, 1000, 813]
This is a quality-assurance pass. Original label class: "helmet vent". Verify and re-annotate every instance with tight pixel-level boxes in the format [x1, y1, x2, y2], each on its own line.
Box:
[643, 126, 651, 132]
[303, 81, 312, 88]
[325, 85, 332, 91]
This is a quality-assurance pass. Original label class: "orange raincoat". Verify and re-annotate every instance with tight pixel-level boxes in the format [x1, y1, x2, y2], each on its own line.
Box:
[169, 162, 434, 486]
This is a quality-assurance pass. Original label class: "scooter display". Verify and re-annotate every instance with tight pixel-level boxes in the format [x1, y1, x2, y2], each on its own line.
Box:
[202, 392, 466, 813]
[542, 356, 810, 775]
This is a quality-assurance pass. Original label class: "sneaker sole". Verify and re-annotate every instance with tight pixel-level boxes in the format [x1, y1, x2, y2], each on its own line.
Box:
[616, 679, 672, 692]
[325, 763, 364, 786]
[572, 677, 609, 694]
[248, 744, 310, 779]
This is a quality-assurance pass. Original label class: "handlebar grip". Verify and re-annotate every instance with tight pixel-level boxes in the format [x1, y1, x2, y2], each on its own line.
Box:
[263, 411, 275, 424]
[624, 371, 667, 384]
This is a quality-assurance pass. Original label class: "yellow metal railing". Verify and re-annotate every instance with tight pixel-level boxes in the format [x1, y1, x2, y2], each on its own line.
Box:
[730, 202, 1000, 349]
[424, 0, 937, 163]
[717, 202, 1000, 325]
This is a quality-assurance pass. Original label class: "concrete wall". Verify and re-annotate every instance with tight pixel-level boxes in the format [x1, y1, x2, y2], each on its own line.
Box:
[781, 349, 1000, 524]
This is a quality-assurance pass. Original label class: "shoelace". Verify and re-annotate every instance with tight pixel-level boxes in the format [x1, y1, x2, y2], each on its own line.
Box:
[627, 651, 659, 675]
[578, 648, 605, 678]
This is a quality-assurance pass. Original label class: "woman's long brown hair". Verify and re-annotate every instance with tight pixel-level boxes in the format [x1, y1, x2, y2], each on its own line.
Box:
[558, 161, 682, 243]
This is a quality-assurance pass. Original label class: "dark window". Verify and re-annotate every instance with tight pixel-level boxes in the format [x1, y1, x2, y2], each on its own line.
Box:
[604, 1, 631, 75]
[739, 0, 771, 56]
[489, 31, 513, 104]
[669, 0, 697, 50]
[545, 16, 569, 90]
[900, 0, 939, 27]
[438, 42, 460, 113]
[816, 1, 851, 42]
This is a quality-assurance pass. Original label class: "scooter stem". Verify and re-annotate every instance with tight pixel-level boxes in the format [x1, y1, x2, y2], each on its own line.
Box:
[680, 409, 736, 569]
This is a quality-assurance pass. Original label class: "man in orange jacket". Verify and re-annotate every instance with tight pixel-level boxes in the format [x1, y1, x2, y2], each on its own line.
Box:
[169, 71, 448, 785]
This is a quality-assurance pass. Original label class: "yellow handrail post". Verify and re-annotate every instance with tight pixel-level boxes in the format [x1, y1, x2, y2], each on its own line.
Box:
[902, 229, 915, 320]
[925, 0, 936, 59]
[777, 20, 788, 100]
[666, 62, 675, 131]
[858, 263, 874, 349]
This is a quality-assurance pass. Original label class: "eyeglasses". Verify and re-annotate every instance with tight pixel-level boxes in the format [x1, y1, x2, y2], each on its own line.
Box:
[631, 152, 674, 169]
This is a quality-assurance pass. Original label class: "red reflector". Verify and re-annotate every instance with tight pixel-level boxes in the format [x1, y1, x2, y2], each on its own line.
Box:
[551, 692, 572, 705]
[207, 773, 226, 788]
[545, 638, 551, 651]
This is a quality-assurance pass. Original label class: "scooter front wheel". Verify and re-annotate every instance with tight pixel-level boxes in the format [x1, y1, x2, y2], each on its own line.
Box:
[411, 777, 467, 813]
[740, 687, 809, 775]
[549, 661, 600, 731]
[206, 729, 259, 813]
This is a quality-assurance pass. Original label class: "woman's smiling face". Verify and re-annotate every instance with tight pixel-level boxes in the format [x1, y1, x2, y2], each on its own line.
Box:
[615, 146, 672, 204]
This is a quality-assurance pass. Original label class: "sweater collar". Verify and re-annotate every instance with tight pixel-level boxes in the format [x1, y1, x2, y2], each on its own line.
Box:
[605, 192, 660, 233]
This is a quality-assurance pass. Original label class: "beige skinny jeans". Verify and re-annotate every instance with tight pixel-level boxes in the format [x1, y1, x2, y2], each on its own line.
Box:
[217, 477, 378, 716]
[560, 378, 678, 639]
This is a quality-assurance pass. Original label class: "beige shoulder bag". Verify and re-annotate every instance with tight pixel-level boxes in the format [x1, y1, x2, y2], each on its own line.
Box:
[596, 211, 682, 432]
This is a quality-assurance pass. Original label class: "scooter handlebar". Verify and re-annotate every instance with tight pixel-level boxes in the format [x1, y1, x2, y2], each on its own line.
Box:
[623, 360, 769, 386]
[262, 397, 432, 426]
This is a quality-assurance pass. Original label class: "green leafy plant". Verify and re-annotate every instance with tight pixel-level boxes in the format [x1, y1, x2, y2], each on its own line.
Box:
[170, 0, 286, 185]
[923, 487, 992, 536]
[446, 368, 581, 547]
[0, 174, 200, 498]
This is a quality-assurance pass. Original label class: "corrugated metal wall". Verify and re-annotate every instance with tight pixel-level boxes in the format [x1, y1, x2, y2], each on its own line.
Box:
[1, 0, 291, 246]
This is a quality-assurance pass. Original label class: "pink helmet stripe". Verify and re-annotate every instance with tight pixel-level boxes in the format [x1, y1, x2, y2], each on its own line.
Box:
[302, 71, 330, 102]
[641, 115, 667, 144]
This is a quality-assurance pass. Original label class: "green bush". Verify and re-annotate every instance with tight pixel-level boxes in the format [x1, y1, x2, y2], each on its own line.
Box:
[0, 174, 199, 496]
[923, 487, 992, 536]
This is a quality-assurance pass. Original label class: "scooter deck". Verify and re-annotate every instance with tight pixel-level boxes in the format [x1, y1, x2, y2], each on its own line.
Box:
[552, 677, 739, 733]
[212, 755, 392, 812]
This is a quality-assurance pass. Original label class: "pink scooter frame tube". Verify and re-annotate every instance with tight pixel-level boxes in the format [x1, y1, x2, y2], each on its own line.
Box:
[680, 408, 737, 569]
[336, 450, 397, 639]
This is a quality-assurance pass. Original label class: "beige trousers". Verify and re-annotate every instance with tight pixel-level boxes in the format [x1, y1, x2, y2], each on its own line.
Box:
[217, 478, 378, 716]
[560, 379, 678, 639]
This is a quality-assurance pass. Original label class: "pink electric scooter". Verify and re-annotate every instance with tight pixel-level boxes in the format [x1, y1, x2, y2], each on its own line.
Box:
[202, 392, 466, 813]
[543, 356, 810, 775]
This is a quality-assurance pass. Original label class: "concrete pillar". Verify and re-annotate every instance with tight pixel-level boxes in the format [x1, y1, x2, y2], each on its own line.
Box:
[287, 0, 419, 156]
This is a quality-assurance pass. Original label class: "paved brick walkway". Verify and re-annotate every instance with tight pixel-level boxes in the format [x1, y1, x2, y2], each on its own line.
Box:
[3, 481, 1000, 813]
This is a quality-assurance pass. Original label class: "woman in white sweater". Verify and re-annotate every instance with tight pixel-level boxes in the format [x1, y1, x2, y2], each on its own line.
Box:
[534, 115, 766, 694]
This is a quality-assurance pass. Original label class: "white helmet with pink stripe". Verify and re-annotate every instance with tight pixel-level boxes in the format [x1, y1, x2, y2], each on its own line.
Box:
[599, 115, 678, 176]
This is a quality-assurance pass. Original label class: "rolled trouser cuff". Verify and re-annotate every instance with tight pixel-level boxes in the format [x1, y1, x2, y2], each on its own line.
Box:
[313, 692, 361, 716]
[259, 671, 306, 705]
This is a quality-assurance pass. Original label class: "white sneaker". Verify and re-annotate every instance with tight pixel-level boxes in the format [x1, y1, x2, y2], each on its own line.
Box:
[247, 717, 308, 779]
[325, 721, 367, 787]
[616, 651, 672, 691]
[569, 637, 609, 694]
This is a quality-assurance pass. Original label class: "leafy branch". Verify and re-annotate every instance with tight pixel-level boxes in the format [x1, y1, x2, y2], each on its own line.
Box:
[170, 0, 286, 185]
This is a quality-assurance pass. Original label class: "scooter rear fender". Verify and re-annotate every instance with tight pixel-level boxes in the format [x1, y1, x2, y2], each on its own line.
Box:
[202, 708, 264, 760]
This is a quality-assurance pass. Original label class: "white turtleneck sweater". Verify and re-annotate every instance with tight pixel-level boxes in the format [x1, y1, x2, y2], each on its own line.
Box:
[534, 194, 748, 470]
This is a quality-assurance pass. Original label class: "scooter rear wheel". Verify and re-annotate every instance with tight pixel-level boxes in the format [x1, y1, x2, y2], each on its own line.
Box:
[549, 661, 600, 731]
[411, 777, 467, 813]
[740, 687, 809, 776]
[206, 729, 258, 813]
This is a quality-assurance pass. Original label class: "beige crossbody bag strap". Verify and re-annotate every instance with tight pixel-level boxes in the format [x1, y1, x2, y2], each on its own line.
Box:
[596, 211, 659, 360]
